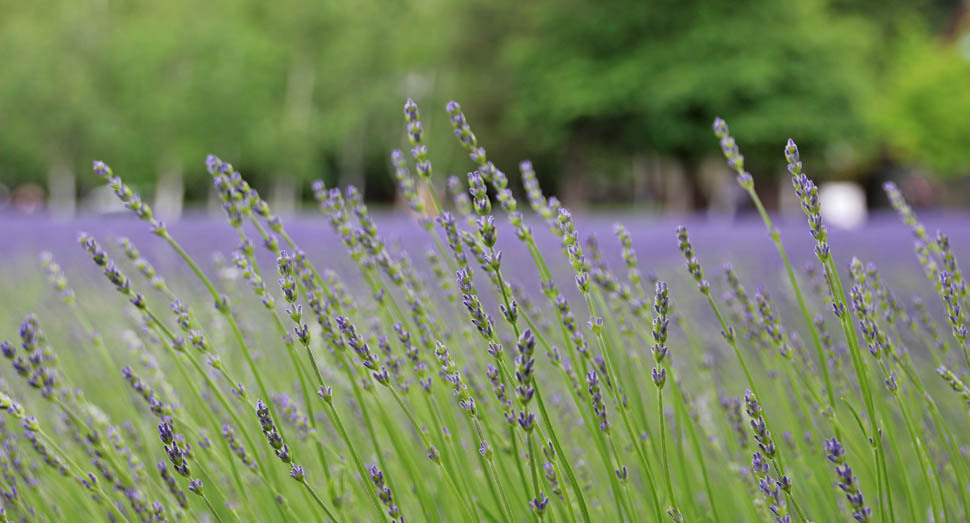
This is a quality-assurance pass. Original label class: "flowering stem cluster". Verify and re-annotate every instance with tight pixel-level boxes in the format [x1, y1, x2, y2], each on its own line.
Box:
[4, 100, 970, 523]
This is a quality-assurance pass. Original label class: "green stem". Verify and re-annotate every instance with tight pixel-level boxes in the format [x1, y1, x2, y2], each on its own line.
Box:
[526, 432, 543, 517]
[822, 255, 894, 523]
[657, 387, 678, 519]
[301, 481, 338, 522]
[671, 379, 722, 521]
[143, 310, 293, 513]
[703, 293, 790, 471]
[533, 388, 592, 523]
[470, 417, 516, 521]
[33, 427, 131, 522]
[160, 232, 290, 446]
[387, 387, 478, 520]
[745, 188, 837, 420]
[581, 292, 664, 521]
[324, 395, 390, 520]
[199, 493, 226, 523]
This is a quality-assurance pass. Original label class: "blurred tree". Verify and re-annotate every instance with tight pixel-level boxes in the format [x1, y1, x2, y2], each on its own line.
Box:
[108, 2, 253, 209]
[0, 2, 112, 197]
[873, 27, 970, 177]
[498, 0, 876, 206]
[0, 0, 967, 212]
[830, 0, 961, 36]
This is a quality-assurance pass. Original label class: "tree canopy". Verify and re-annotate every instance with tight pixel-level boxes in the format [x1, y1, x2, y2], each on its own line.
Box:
[0, 0, 966, 204]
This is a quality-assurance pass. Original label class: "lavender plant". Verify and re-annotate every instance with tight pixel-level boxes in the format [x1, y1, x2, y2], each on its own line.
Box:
[0, 102, 966, 523]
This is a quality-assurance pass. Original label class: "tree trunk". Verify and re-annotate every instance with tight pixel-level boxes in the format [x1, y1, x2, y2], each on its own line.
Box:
[700, 157, 738, 214]
[658, 157, 691, 213]
[340, 126, 366, 194]
[207, 183, 223, 217]
[681, 158, 709, 211]
[561, 135, 588, 207]
[47, 158, 75, 220]
[271, 176, 298, 217]
[631, 152, 650, 206]
[155, 160, 184, 220]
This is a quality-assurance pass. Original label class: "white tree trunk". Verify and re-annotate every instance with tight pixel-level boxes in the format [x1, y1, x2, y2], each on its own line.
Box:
[270, 176, 298, 217]
[208, 182, 223, 217]
[659, 158, 691, 213]
[47, 159, 75, 220]
[340, 126, 366, 193]
[631, 152, 650, 206]
[700, 157, 736, 215]
[155, 163, 184, 220]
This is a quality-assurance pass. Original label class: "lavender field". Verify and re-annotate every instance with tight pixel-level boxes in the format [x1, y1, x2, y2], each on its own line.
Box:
[0, 104, 968, 523]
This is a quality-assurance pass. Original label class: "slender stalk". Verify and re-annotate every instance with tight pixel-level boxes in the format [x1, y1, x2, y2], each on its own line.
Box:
[744, 187, 837, 417]
[533, 388, 593, 523]
[657, 387, 678, 519]
[158, 232, 290, 446]
[32, 427, 131, 522]
[301, 481, 337, 522]
[821, 255, 894, 522]
[199, 491, 227, 523]
[141, 308, 296, 517]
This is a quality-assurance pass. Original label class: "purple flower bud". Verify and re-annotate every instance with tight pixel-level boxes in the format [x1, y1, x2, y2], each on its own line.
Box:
[92, 160, 112, 179]
[403, 98, 419, 122]
[188, 479, 203, 495]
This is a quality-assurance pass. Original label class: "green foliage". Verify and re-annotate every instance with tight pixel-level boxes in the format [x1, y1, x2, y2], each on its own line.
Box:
[875, 30, 970, 177]
[501, 0, 876, 170]
[0, 0, 444, 196]
[0, 2, 111, 185]
[0, 0, 967, 200]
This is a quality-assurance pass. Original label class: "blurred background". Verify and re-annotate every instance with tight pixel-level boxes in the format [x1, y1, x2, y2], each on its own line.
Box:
[1, 0, 970, 220]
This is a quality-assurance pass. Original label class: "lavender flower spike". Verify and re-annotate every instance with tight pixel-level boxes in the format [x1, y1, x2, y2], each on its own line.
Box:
[651, 281, 671, 388]
[937, 366, 970, 406]
[369, 464, 402, 520]
[256, 399, 291, 464]
[711, 117, 754, 188]
[825, 438, 872, 522]
[400, 98, 432, 181]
